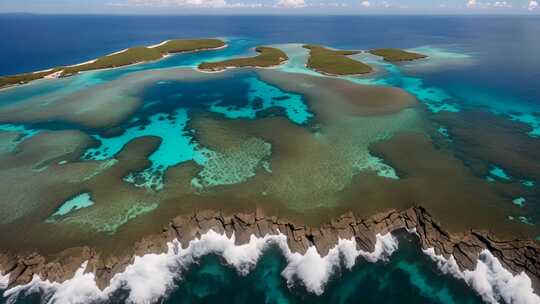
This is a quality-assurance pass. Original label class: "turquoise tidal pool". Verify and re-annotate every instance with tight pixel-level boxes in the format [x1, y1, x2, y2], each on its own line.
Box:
[0, 37, 537, 226]
[82, 71, 313, 190]
[2, 15, 540, 304]
[0, 38, 538, 226]
[49, 193, 94, 217]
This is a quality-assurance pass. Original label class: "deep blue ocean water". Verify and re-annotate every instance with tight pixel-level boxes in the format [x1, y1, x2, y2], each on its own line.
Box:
[1, 14, 540, 104]
[2, 14, 540, 137]
[1, 233, 484, 304]
[161, 233, 482, 304]
[1, 14, 540, 304]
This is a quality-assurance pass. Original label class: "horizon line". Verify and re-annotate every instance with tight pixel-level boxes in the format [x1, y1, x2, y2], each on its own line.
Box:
[1, 11, 540, 16]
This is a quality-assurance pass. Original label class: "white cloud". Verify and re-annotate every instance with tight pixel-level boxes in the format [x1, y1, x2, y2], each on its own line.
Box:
[466, 0, 515, 9]
[102, 0, 540, 11]
[357, 0, 393, 9]
[275, 0, 305, 8]
[122, 0, 264, 8]
[493, 1, 511, 7]
[184, 0, 227, 7]
[227, 2, 263, 7]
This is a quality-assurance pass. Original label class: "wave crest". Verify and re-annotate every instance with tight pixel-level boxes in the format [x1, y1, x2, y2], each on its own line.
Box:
[1, 230, 398, 303]
[423, 248, 540, 304]
[3, 230, 538, 304]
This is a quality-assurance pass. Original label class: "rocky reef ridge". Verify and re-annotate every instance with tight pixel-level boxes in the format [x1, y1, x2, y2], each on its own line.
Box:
[1, 206, 539, 294]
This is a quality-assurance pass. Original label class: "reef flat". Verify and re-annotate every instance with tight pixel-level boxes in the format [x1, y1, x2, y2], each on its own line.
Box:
[0, 39, 225, 89]
[0, 37, 539, 304]
[0, 68, 224, 129]
[368, 48, 427, 62]
[1, 207, 539, 304]
[434, 110, 540, 181]
[303, 45, 373, 76]
[198, 46, 288, 71]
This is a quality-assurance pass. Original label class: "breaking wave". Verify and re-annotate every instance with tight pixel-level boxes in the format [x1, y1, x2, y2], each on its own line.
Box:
[1, 230, 538, 304]
[1, 231, 396, 304]
[0, 273, 8, 290]
[424, 248, 540, 304]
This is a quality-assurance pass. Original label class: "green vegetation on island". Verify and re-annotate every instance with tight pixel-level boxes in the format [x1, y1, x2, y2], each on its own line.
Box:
[303, 45, 373, 76]
[0, 69, 63, 89]
[368, 48, 427, 62]
[0, 39, 226, 89]
[198, 46, 288, 71]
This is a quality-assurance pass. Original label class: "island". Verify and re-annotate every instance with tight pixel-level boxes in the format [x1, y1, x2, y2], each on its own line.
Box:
[368, 48, 427, 62]
[0, 39, 226, 89]
[0, 39, 539, 304]
[198, 46, 288, 72]
[303, 45, 373, 76]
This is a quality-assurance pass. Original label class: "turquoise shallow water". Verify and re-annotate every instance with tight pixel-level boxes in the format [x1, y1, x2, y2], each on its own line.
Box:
[0, 40, 538, 296]
[81, 70, 313, 190]
[1, 15, 540, 304]
[85, 109, 199, 190]
[50, 193, 94, 217]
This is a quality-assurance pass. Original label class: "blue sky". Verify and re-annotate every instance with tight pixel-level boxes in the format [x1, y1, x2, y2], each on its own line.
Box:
[0, 0, 538, 14]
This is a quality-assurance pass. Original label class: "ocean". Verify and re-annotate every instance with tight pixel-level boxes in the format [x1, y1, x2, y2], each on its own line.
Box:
[1, 14, 540, 304]
[160, 232, 483, 304]
[2, 14, 540, 129]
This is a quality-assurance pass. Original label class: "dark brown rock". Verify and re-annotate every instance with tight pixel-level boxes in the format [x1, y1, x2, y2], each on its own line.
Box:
[1, 206, 539, 295]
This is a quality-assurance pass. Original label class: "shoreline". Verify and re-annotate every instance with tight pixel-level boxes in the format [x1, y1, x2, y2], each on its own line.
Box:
[197, 46, 288, 73]
[0, 40, 228, 91]
[66, 59, 98, 68]
[368, 48, 429, 62]
[0, 41, 537, 303]
[196, 58, 289, 74]
[1, 206, 539, 303]
[306, 63, 375, 78]
[147, 40, 172, 49]
[303, 45, 373, 76]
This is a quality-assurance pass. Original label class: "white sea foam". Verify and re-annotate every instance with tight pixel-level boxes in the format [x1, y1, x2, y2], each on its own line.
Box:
[105, 242, 181, 303]
[282, 233, 397, 295]
[3, 262, 104, 304]
[360, 233, 399, 263]
[423, 248, 540, 304]
[3, 230, 539, 304]
[1, 230, 398, 303]
[405, 227, 418, 235]
[0, 272, 9, 290]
